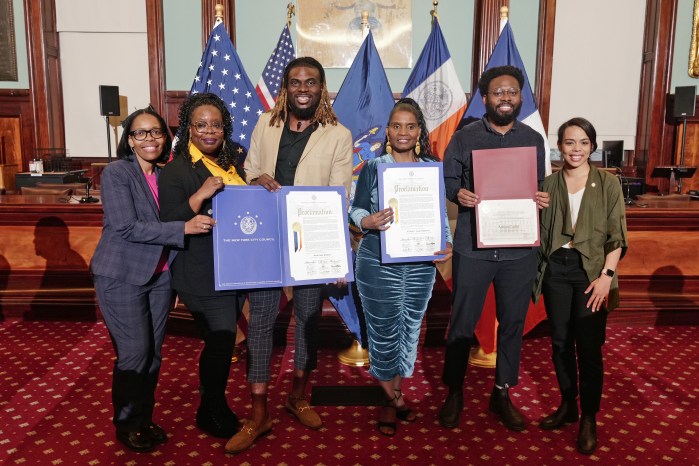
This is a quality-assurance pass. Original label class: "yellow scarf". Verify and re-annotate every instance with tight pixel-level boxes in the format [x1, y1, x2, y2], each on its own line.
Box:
[189, 141, 246, 186]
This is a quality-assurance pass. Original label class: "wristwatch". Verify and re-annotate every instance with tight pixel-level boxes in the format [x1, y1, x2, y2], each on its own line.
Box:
[601, 268, 615, 278]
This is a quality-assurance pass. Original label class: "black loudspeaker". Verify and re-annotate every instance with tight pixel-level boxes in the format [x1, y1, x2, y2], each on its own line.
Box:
[99, 85, 120, 116]
[673, 86, 697, 118]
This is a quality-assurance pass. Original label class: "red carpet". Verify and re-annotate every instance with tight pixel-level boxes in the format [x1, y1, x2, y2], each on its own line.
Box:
[1, 320, 697, 465]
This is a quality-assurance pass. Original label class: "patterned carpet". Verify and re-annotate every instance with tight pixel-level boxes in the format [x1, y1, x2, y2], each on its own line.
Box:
[1, 320, 697, 465]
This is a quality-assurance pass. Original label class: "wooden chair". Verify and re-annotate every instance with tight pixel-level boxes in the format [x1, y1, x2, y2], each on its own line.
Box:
[36, 182, 86, 192]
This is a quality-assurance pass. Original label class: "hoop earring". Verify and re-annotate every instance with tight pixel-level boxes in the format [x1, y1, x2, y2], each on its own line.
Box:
[415, 141, 421, 156]
[130, 145, 136, 155]
[385, 142, 392, 154]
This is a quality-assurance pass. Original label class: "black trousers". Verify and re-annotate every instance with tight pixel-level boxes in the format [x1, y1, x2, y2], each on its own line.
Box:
[443, 251, 538, 388]
[542, 248, 607, 415]
[176, 291, 240, 408]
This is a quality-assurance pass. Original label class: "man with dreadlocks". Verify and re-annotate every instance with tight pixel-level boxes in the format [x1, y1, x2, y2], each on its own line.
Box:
[225, 57, 352, 454]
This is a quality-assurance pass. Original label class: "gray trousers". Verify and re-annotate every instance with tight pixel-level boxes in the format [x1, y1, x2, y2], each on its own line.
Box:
[94, 272, 172, 432]
[246, 285, 324, 383]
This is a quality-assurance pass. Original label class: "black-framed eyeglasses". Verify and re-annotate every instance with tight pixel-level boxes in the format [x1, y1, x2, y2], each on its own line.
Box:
[129, 128, 165, 140]
[190, 121, 225, 133]
[487, 88, 521, 98]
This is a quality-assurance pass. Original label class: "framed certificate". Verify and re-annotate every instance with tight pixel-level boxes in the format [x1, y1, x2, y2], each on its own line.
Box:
[212, 186, 353, 290]
[377, 162, 446, 263]
[472, 147, 540, 248]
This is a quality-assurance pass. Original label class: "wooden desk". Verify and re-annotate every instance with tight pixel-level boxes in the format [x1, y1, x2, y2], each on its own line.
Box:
[0, 164, 18, 191]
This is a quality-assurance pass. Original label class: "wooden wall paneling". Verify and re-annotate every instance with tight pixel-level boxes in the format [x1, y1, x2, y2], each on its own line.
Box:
[24, 0, 64, 157]
[145, 0, 166, 115]
[471, 0, 509, 89]
[201, 0, 236, 46]
[534, 0, 556, 132]
[0, 90, 35, 172]
[671, 96, 699, 193]
[635, 0, 678, 192]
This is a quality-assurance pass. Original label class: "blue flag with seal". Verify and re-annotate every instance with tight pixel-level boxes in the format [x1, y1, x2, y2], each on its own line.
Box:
[462, 22, 551, 174]
[330, 31, 394, 346]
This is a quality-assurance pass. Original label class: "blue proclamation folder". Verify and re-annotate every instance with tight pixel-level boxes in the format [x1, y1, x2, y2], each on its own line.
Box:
[212, 186, 353, 290]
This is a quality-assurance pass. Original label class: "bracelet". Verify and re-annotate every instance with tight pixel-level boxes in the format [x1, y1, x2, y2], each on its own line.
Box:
[249, 177, 259, 185]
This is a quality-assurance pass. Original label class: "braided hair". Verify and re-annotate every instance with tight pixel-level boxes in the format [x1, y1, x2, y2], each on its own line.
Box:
[384, 97, 438, 162]
[268, 57, 338, 128]
[173, 93, 238, 171]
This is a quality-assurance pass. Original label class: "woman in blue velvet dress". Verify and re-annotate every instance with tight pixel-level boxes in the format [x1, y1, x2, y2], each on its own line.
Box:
[350, 98, 453, 436]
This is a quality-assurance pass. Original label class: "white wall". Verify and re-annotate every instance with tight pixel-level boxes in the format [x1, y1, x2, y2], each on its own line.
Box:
[56, 0, 151, 158]
[548, 1, 646, 150]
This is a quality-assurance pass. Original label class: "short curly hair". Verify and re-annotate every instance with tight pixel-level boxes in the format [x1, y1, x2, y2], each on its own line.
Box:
[478, 65, 525, 96]
[173, 93, 238, 171]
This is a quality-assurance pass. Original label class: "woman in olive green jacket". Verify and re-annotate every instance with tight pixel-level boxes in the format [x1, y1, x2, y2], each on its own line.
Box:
[533, 118, 628, 455]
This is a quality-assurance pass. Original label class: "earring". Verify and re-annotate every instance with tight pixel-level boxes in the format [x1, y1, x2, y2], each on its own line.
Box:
[415, 141, 421, 156]
[130, 146, 136, 155]
[385, 142, 392, 154]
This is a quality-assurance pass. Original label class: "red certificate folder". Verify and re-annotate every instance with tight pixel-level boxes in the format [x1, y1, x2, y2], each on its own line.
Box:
[472, 147, 539, 247]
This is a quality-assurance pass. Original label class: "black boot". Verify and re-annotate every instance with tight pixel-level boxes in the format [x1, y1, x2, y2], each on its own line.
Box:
[196, 399, 240, 438]
[438, 388, 464, 428]
[577, 415, 597, 454]
[489, 386, 526, 431]
[540, 399, 579, 430]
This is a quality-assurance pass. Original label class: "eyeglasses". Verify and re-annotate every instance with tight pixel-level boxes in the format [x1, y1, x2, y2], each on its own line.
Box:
[129, 128, 165, 140]
[488, 88, 521, 98]
[190, 121, 225, 133]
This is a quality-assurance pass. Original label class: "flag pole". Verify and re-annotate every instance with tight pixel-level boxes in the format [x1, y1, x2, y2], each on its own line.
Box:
[468, 5, 510, 370]
[431, 0, 439, 25]
[287, 2, 295, 30]
[337, 10, 373, 368]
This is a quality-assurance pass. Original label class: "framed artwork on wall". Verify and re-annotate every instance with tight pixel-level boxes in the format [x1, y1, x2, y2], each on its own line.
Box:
[296, 0, 412, 68]
[691, 0, 699, 78]
[0, 0, 18, 81]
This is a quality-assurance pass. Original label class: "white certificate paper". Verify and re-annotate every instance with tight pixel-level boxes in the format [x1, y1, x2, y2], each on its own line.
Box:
[377, 162, 446, 263]
[476, 199, 539, 246]
[283, 189, 351, 282]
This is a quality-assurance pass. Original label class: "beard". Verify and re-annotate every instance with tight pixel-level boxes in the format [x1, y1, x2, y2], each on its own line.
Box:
[289, 100, 319, 120]
[485, 101, 522, 126]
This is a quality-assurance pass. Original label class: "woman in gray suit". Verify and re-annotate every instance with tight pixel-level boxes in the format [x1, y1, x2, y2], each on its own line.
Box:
[91, 108, 212, 452]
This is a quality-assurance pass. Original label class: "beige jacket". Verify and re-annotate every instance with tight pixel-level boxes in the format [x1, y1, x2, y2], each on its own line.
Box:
[244, 112, 353, 196]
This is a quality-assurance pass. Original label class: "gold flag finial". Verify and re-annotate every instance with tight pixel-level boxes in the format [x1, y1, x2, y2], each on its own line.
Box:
[500, 5, 509, 20]
[215, 3, 224, 20]
[361, 10, 369, 28]
[431, 0, 440, 24]
[287, 2, 295, 30]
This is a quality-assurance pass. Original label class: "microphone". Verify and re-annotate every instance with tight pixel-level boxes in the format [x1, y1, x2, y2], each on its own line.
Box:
[79, 178, 99, 203]
[614, 166, 635, 205]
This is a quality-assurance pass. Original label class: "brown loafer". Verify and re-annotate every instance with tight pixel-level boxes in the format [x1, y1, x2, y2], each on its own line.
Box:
[224, 418, 272, 454]
[285, 396, 322, 429]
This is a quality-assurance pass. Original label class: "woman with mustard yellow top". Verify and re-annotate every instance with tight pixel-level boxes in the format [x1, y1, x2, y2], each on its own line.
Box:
[159, 93, 246, 439]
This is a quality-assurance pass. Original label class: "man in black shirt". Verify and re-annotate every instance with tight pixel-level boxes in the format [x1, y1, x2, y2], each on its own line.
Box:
[227, 57, 352, 454]
[439, 65, 550, 431]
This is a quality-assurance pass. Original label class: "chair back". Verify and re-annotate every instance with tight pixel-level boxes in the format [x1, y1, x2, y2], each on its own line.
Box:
[20, 186, 72, 196]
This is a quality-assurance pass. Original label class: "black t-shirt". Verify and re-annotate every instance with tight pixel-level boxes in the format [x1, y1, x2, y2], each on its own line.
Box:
[275, 122, 316, 186]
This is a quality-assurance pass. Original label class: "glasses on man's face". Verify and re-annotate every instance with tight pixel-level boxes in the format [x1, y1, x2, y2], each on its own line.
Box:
[129, 128, 165, 140]
[488, 88, 521, 98]
[190, 121, 225, 133]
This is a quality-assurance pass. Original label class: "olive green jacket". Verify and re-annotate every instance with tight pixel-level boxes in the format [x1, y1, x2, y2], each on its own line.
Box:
[533, 165, 628, 311]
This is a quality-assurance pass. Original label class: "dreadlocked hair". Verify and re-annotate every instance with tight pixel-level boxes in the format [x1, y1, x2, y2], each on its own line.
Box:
[383, 97, 438, 162]
[268, 56, 338, 128]
[173, 92, 239, 172]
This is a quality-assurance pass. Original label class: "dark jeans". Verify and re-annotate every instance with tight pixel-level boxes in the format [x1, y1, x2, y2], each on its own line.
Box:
[443, 251, 538, 388]
[542, 248, 607, 415]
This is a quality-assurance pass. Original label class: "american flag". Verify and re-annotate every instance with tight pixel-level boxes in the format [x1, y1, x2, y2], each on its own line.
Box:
[255, 25, 296, 111]
[189, 19, 264, 162]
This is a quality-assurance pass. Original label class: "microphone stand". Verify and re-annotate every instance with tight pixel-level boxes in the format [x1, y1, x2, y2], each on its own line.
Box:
[615, 166, 635, 205]
[79, 179, 99, 203]
[678, 114, 688, 193]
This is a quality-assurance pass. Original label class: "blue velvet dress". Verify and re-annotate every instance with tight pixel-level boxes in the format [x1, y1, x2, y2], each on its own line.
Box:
[350, 155, 452, 380]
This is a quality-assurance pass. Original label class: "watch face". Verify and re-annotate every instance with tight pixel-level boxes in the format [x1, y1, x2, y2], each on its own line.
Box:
[604, 269, 615, 277]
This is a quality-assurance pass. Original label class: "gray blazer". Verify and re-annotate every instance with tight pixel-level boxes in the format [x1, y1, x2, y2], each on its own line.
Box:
[90, 157, 185, 286]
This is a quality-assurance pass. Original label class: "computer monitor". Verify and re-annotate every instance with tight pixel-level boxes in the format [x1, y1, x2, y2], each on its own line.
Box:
[602, 140, 624, 168]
